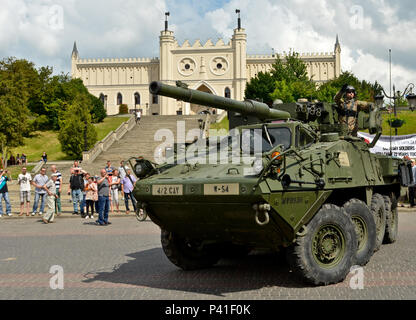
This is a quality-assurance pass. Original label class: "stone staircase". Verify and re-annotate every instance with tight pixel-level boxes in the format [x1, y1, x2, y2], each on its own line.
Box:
[80, 115, 204, 175]
[1, 115, 204, 217]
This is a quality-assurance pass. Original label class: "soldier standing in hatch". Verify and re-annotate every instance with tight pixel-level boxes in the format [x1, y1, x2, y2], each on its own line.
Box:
[334, 84, 371, 137]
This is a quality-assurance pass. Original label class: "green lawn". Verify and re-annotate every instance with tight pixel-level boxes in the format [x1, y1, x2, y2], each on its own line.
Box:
[10, 115, 131, 162]
[95, 115, 131, 141]
[210, 116, 229, 135]
[381, 110, 416, 135]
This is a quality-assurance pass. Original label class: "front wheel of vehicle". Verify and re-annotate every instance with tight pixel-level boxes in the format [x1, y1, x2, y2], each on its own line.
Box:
[135, 207, 147, 221]
[161, 229, 220, 270]
[286, 204, 357, 286]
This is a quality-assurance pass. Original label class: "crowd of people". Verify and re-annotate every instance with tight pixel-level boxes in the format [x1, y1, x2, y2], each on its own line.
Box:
[1, 153, 28, 167]
[0, 160, 139, 226]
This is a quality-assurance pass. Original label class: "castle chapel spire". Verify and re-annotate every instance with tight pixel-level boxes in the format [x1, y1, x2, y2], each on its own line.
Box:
[334, 34, 341, 77]
[72, 41, 79, 59]
[334, 34, 341, 53]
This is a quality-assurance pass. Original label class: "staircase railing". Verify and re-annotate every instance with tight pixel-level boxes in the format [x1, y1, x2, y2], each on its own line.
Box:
[82, 116, 135, 163]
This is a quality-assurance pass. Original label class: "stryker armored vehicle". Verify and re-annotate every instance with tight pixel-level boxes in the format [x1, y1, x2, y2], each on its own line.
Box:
[130, 81, 413, 286]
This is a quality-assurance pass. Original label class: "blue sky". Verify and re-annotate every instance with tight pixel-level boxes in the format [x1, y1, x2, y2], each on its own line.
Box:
[1, 0, 415, 91]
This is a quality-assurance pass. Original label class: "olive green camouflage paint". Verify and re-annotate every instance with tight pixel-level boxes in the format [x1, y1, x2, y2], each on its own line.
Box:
[132, 81, 410, 249]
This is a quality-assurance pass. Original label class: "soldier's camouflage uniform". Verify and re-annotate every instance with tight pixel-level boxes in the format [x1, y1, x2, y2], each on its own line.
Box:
[334, 90, 371, 136]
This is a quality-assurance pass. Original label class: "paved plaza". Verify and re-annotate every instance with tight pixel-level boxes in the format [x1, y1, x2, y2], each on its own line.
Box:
[0, 209, 415, 300]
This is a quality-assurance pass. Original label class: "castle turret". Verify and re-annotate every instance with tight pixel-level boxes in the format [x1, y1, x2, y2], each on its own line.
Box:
[334, 35, 341, 78]
[159, 12, 176, 115]
[71, 41, 79, 78]
[232, 9, 247, 101]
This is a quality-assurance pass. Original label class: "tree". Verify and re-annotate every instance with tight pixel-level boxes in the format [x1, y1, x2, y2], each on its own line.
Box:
[58, 95, 98, 159]
[245, 51, 315, 104]
[0, 94, 30, 168]
[271, 79, 317, 103]
[0, 58, 32, 167]
[244, 71, 277, 105]
[33, 76, 106, 130]
[315, 71, 382, 103]
[271, 51, 309, 82]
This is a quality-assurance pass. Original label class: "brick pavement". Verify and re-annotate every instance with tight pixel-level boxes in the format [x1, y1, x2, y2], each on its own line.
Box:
[0, 210, 415, 300]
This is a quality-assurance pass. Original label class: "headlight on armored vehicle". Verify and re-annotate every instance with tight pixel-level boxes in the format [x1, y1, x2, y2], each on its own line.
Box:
[134, 158, 154, 178]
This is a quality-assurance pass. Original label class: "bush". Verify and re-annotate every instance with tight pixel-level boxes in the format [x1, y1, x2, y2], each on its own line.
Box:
[31, 115, 50, 131]
[90, 95, 106, 123]
[58, 97, 98, 158]
[119, 104, 128, 114]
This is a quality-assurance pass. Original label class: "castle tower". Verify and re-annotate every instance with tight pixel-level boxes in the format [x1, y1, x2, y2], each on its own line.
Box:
[159, 12, 176, 115]
[71, 41, 79, 78]
[231, 11, 247, 101]
[334, 34, 341, 78]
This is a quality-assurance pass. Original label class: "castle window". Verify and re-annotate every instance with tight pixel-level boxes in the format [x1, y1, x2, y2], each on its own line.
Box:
[224, 87, 231, 98]
[152, 94, 158, 104]
[117, 93, 123, 105]
[217, 63, 223, 70]
[134, 92, 141, 105]
[184, 63, 190, 70]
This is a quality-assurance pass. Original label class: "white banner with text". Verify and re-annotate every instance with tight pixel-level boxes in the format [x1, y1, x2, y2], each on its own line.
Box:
[357, 132, 416, 158]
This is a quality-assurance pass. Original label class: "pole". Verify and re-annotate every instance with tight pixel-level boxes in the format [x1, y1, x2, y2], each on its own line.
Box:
[389, 49, 392, 107]
[389, 49, 392, 154]
[394, 87, 399, 136]
[84, 120, 88, 151]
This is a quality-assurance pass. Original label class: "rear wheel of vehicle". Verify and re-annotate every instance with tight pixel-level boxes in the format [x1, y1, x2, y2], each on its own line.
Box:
[286, 204, 357, 286]
[343, 199, 376, 266]
[383, 194, 398, 244]
[161, 229, 220, 270]
[371, 193, 387, 252]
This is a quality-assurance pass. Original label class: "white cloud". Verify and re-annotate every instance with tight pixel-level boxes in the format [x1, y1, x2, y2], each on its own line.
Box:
[0, 0, 415, 92]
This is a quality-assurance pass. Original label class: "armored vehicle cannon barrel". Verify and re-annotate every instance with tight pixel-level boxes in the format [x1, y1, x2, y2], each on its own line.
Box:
[149, 81, 290, 120]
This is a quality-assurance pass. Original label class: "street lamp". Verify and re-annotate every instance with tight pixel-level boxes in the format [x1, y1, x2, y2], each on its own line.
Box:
[198, 118, 204, 139]
[406, 92, 416, 111]
[374, 82, 415, 135]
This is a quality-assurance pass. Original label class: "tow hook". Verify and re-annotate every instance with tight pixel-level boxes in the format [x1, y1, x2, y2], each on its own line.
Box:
[253, 203, 271, 226]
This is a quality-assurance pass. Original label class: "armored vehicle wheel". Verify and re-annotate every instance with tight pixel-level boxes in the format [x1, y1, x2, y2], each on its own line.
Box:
[135, 207, 147, 221]
[343, 199, 376, 266]
[371, 194, 387, 251]
[286, 204, 357, 286]
[161, 229, 220, 270]
[383, 194, 398, 244]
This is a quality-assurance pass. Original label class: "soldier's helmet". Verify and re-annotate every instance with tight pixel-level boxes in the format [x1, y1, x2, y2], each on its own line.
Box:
[345, 85, 356, 97]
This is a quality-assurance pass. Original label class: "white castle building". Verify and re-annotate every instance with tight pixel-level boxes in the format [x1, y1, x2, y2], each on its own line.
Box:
[71, 16, 341, 116]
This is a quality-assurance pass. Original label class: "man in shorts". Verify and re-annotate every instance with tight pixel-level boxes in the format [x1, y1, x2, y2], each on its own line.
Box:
[18, 167, 32, 216]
